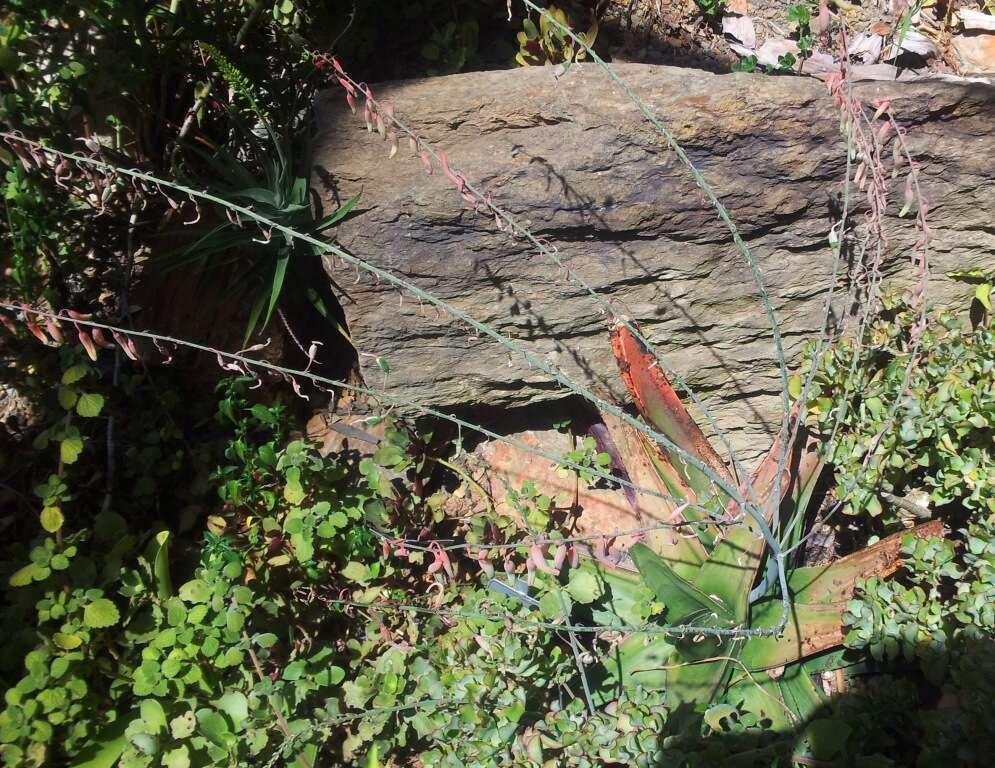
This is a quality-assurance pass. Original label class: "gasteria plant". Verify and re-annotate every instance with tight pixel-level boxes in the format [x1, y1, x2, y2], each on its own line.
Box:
[570, 319, 945, 734]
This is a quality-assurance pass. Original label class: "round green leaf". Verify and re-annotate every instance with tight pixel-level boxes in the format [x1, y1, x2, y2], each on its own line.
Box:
[170, 712, 196, 740]
[58, 386, 78, 411]
[161, 746, 190, 768]
[178, 579, 211, 604]
[9, 564, 37, 587]
[76, 393, 105, 418]
[52, 632, 83, 650]
[40, 505, 65, 533]
[283, 467, 305, 505]
[213, 691, 248, 730]
[60, 434, 84, 464]
[61, 364, 89, 385]
[195, 708, 233, 747]
[140, 699, 167, 733]
[83, 598, 120, 629]
[565, 569, 603, 604]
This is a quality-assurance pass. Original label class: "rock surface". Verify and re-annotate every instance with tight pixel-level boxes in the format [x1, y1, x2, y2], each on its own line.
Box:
[312, 64, 994, 464]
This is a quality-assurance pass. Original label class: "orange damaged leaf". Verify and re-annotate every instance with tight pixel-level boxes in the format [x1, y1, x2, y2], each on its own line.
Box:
[609, 318, 733, 498]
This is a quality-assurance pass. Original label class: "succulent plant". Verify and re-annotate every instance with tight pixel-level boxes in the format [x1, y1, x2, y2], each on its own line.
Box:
[581, 318, 944, 725]
[515, 5, 598, 68]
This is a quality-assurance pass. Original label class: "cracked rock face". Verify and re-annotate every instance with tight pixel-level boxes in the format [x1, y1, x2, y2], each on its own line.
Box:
[313, 64, 994, 464]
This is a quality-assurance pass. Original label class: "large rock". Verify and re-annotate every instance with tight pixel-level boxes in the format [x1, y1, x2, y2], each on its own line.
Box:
[312, 64, 994, 463]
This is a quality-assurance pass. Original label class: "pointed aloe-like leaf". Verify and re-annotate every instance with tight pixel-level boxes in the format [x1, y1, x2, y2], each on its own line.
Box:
[264, 251, 291, 329]
[314, 192, 361, 232]
[748, 422, 826, 603]
[741, 523, 947, 672]
[693, 526, 762, 623]
[243, 288, 269, 346]
[731, 654, 836, 735]
[782, 658, 830, 723]
[233, 186, 279, 207]
[724, 404, 811, 527]
[598, 410, 707, 577]
[639, 431, 720, 550]
[667, 625, 738, 705]
[630, 542, 727, 623]
[144, 530, 173, 599]
[739, 598, 846, 671]
[698, 410, 822, 619]
[598, 548, 735, 704]
[600, 632, 676, 693]
[788, 519, 944, 604]
[727, 666, 802, 732]
[609, 319, 733, 501]
[727, 671, 796, 732]
[666, 657, 734, 706]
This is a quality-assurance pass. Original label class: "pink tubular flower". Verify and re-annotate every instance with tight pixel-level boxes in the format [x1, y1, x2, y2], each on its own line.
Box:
[418, 151, 433, 175]
[438, 152, 466, 193]
[529, 545, 558, 575]
[336, 76, 355, 96]
[111, 330, 139, 361]
[553, 543, 567, 570]
[20, 305, 48, 344]
[0, 312, 17, 334]
[426, 542, 453, 577]
[91, 328, 115, 349]
[44, 317, 64, 344]
[78, 330, 98, 361]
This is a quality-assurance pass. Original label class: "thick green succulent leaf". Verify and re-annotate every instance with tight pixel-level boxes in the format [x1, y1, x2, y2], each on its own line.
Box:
[704, 411, 824, 613]
[694, 526, 762, 623]
[598, 409, 708, 573]
[638, 432, 718, 551]
[728, 658, 827, 733]
[727, 669, 797, 732]
[629, 543, 727, 623]
[667, 616, 740, 705]
[783, 658, 829, 723]
[599, 632, 676, 694]
[144, 529, 173, 599]
[788, 519, 944, 604]
[630, 541, 739, 705]
[72, 718, 128, 768]
[739, 599, 846, 671]
[666, 655, 734, 706]
[314, 191, 361, 231]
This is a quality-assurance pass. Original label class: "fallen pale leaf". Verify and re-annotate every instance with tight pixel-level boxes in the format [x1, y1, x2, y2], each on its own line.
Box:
[800, 51, 838, 76]
[951, 32, 995, 74]
[755, 37, 800, 68]
[885, 29, 939, 59]
[722, 14, 757, 49]
[848, 33, 884, 64]
[960, 10, 995, 32]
